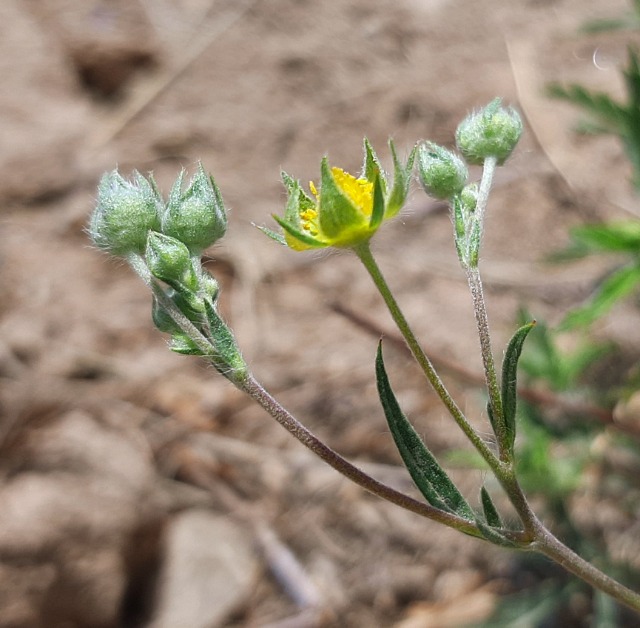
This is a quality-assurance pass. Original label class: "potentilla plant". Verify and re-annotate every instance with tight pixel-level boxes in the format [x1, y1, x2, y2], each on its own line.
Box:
[88, 99, 640, 614]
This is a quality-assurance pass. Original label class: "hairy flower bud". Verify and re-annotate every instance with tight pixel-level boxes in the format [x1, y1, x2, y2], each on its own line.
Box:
[417, 142, 468, 200]
[459, 182, 478, 212]
[145, 231, 198, 292]
[162, 163, 227, 254]
[455, 99, 522, 165]
[89, 170, 162, 256]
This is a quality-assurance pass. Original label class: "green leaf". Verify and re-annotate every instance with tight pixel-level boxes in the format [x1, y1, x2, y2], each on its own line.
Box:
[501, 321, 536, 454]
[547, 83, 626, 134]
[375, 343, 474, 519]
[203, 300, 247, 377]
[169, 333, 204, 356]
[480, 486, 503, 528]
[559, 262, 640, 330]
[475, 520, 516, 547]
[568, 221, 640, 255]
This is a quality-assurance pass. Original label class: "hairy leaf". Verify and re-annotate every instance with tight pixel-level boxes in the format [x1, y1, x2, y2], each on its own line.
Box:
[501, 321, 536, 454]
[376, 343, 474, 519]
[480, 486, 503, 528]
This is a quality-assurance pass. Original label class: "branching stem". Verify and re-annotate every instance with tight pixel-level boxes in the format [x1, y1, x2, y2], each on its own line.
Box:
[239, 373, 483, 538]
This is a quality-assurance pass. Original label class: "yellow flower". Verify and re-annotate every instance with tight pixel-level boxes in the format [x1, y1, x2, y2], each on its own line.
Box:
[271, 139, 416, 251]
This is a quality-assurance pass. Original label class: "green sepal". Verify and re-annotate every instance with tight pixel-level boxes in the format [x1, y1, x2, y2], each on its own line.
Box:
[169, 333, 205, 356]
[318, 158, 366, 237]
[362, 138, 387, 195]
[281, 171, 316, 212]
[369, 171, 386, 230]
[480, 486, 503, 528]
[169, 289, 206, 325]
[452, 194, 466, 241]
[203, 300, 248, 379]
[467, 219, 482, 268]
[376, 343, 474, 519]
[272, 213, 327, 249]
[501, 320, 536, 455]
[385, 141, 416, 218]
[146, 231, 200, 293]
[152, 296, 182, 334]
[255, 224, 287, 246]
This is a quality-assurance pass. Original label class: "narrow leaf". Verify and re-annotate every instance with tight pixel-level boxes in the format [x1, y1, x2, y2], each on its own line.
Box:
[569, 221, 640, 254]
[475, 520, 516, 548]
[203, 300, 246, 376]
[501, 321, 536, 454]
[559, 263, 640, 330]
[480, 486, 503, 528]
[376, 343, 474, 519]
[169, 333, 204, 356]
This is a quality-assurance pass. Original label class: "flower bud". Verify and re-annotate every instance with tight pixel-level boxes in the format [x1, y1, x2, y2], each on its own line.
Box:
[145, 231, 198, 292]
[417, 142, 468, 200]
[89, 170, 162, 256]
[459, 182, 478, 212]
[162, 163, 227, 254]
[455, 99, 522, 165]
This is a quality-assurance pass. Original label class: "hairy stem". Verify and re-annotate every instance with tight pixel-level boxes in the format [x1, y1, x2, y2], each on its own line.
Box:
[532, 521, 640, 613]
[239, 374, 483, 537]
[466, 266, 506, 457]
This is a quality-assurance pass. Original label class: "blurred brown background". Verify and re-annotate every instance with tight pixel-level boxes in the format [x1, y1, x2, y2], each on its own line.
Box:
[0, 0, 638, 626]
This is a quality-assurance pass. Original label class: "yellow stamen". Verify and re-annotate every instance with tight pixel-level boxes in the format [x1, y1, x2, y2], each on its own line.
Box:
[300, 207, 319, 234]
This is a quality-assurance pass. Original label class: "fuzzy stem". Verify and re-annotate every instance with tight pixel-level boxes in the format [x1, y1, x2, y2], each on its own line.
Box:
[239, 373, 483, 537]
[466, 266, 506, 458]
[531, 520, 640, 613]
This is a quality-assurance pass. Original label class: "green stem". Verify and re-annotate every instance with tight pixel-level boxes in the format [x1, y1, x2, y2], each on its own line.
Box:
[353, 242, 500, 470]
[464, 156, 508, 461]
[239, 373, 483, 537]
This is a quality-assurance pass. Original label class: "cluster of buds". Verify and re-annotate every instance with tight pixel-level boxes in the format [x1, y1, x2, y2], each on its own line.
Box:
[89, 164, 246, 381]
[416, 98, 522, 268]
